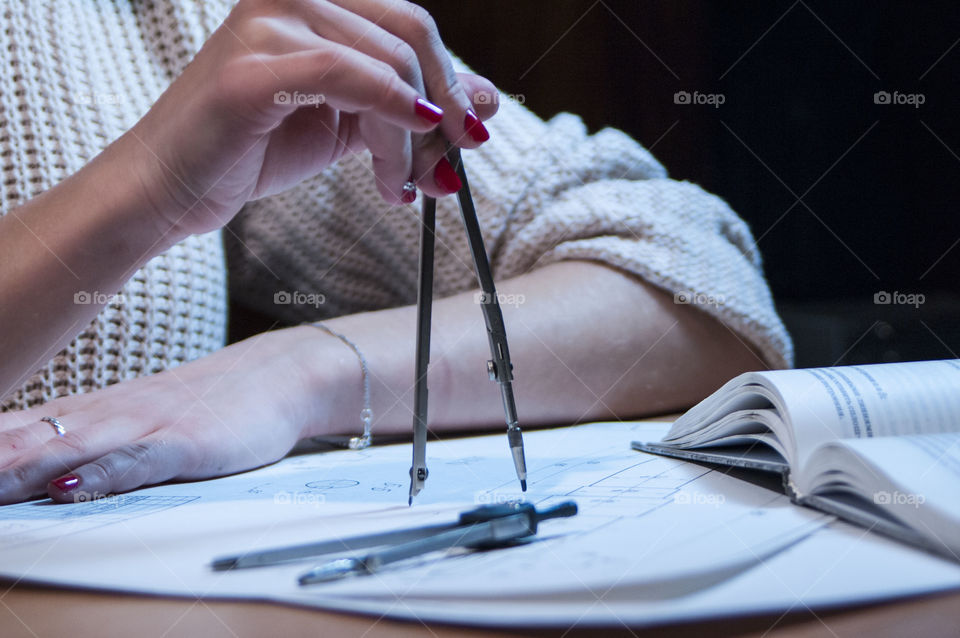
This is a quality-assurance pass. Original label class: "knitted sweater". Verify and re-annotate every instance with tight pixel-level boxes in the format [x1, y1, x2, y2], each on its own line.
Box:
[0, 0, 792, 413]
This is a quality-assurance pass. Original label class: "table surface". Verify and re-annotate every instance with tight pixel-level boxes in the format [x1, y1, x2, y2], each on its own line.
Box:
[3, 415, 959, 638]
[2, 584, 959, 638]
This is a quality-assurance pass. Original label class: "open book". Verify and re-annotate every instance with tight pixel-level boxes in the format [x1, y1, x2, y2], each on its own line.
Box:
[634, 359, 960, 561]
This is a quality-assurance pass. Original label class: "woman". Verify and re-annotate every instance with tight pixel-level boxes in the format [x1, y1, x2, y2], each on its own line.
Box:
[0, 0, 790, 505]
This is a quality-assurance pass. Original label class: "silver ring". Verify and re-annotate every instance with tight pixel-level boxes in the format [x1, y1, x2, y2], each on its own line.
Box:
[401, 180, 417, 195]
[41, 416, 66, 437]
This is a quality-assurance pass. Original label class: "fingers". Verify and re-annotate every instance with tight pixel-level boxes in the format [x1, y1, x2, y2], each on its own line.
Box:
[0, 413, 158, 504]
[298, 0, 428, 95]
[46, 435, 197, 504]
[291, 0, 488, 200]
[359, 112, 415, 204]
[410, 133, 458, 198]
[0, 405, 56, 434]
[224, 43, 443, 203]
[459, 72, 501, 121]
[0, 433, 84, 504]
[326, 0, 490, 149]
[315, 5, 503, 200]
[0, 393, 90, 433]
[294, 0, 429, 203]
[0, 408, 80, 470]
[218, 1, 499, 204]
[222, 43, 443, 135]
[0, 418, 66, 466]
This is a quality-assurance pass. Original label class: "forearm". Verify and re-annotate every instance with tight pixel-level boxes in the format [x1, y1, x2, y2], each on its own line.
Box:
[298, 260, 764, 439]
[0, 258, 764, 505]
[0, 135, 179, 398]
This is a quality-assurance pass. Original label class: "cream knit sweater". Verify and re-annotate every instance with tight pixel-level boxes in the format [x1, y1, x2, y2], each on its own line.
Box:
[0, 0, 792, 413]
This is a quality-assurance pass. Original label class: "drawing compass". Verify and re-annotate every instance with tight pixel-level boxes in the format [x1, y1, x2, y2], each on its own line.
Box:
[210, 501, 575, 580]
[408, 146, 528, 504]
[297, 501, 575, 584]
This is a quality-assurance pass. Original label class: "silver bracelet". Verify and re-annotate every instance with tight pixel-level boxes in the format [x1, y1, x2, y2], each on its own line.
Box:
[306, 322, 373, 450]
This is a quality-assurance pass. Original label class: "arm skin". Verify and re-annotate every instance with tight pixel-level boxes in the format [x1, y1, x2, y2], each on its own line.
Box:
[0, 135, 176, 400]
[300, 259, 764, 441]
[0, 253, 765, 505]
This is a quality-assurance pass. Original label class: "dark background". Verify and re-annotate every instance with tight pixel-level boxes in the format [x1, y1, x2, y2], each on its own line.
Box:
[416, 0, 960, 367]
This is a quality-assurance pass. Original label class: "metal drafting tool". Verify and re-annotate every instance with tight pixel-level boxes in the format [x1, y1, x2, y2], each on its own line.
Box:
[297, 501, 577, 584]
[408, 146, 528, 504]
[210, 501, 575, 573]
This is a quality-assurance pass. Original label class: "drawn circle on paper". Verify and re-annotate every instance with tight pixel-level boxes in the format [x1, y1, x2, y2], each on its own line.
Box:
[305, 479, 359, 491]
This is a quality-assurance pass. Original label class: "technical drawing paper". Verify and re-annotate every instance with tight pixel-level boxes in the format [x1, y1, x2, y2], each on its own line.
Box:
[0, 421, 957, 626]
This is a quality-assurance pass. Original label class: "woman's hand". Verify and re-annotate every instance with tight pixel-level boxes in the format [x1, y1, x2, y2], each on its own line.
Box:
[124, 0, 499, 238]
[0, 327, 343, 505]
[2, 1, 500, 404]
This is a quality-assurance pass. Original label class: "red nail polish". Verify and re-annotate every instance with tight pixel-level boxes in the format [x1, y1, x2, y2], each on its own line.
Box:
[434, 157, 463, 194]
[464, 110, 490, 143]
[415, 98, 444, 124]
[51, 475, 79, 492]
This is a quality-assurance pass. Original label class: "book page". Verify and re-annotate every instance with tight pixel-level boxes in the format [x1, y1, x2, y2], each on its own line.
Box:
[756, 360, 960, 468]
[801, 432, 960, 558]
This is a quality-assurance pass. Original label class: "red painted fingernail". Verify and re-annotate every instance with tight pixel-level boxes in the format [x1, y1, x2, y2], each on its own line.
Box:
[51, 475, 79, 492]
[464, 109, 490, 143]
[434, 157, 462, 194]
[415, 98, 444, 124]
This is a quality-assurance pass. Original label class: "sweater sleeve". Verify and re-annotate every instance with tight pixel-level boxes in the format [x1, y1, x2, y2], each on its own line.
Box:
[470, 103, 793, 369]
[225, 74, 792, 370]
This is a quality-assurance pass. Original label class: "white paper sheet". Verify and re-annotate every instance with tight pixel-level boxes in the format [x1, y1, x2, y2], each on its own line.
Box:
[0, 421, 957, 627]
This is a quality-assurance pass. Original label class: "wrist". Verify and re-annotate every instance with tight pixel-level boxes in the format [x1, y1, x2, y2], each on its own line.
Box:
[26, 135, 187, 280]
[102, 130, 191, 252]
[286, 325, 367, 441]
[64, 131, 191, 270]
